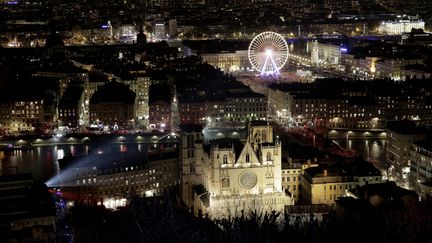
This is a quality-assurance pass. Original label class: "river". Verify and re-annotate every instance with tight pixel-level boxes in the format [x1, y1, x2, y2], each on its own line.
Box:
[332, 137, 387, 170]
[0, 133, 387, 183]
[0, 134, 178, 182]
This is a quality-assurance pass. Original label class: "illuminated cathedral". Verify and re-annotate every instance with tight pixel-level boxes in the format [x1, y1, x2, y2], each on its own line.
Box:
[180, 121, 292, 218]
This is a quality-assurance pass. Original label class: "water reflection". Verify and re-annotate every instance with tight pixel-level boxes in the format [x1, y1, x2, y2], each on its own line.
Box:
[333, 138, 386, 169]
[0, 141, 176, 182]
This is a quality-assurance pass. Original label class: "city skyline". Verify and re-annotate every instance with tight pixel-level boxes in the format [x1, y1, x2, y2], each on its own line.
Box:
[1, 0, 432, 242]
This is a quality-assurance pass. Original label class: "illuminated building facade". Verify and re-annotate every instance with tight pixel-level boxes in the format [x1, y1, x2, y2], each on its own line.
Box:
[153, 20, 166, 39]
[269, 80, 432, 129]
[123, 77, 151, 127]
[178, 85, 270, 128]
[0, 99, 44, 133]
[378, 17, 425, 35]
[179, 98, 207, 125]
[307, 41, 341, 66]
[282, 160, 318, 204]
[71, 151, 179, 209]
[201, 50, 252, 72]
[119, 24, 137, 43]
[385, 121, 425, 181]
[290, 94, 379, 129]
[82, 79, 106, 125]
[224, 94, 269, 123]
[342, 54, 423, 80]
[149, 100, 171, 131]
[181, 122, 292, 218]
[301, 163, 382, 205]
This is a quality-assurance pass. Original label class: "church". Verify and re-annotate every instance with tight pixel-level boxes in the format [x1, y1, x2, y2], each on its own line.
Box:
[180, 121, 292, 218]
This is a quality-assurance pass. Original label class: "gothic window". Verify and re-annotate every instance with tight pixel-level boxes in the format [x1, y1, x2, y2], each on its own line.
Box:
[186, 134, 194, 148]
[266, 152, 271, 161]
[223, 155, 228, 164]
[189, 163, 195, 173]
[262, 130, 267, 142]
[246, 153, 250, 163]
[187, 149, 194, 158]
[255, 132, 261, 143]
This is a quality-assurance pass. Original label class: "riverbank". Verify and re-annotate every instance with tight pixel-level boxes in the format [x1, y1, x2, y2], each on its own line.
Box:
[328, 128, 387, 139]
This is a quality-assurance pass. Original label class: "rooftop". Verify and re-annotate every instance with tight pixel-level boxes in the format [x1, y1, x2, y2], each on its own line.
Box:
[386, 120, 425, 135]
[348, 181, 418, 202]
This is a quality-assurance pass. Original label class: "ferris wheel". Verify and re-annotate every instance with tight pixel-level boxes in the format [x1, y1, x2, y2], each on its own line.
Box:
[248, 32, 289, 75]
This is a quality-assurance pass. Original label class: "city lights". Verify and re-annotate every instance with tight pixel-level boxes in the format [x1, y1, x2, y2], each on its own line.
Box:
[1, 0, 431, 241]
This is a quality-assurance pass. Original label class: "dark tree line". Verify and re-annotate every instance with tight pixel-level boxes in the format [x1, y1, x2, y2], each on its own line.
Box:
[69, 193, 432, 243]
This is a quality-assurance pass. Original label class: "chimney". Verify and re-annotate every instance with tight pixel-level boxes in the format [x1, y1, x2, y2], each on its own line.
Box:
[323, 169, 328, 177]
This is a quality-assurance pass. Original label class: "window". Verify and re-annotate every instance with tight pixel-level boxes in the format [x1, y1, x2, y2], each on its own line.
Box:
[246, 153, 250, 163]
[187, 149, 194, 158]
[186, 134, 194, 148]
[266, 152, 271, 161]
[223, 155, 228, 164]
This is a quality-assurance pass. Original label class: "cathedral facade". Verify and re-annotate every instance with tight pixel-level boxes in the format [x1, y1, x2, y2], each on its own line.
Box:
[181, 122, 292, 218]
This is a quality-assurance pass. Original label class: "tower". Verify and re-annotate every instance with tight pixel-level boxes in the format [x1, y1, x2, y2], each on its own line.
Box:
[180, 124, 205, 210]
[311, 40, 319, 66]
[136, 25, 147, 50]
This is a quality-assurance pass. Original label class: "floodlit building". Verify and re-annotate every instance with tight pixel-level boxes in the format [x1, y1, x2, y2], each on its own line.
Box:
[0, 97, 44, 133]
[282, 160, 319, 204]
[149, 100, 172, 131]
[181, 122, 292, 218]
[301, 160, 382, 205]
[268, 80, 432, 130]
[122, 76, 151, 128]
[378, 16, 425, 35]
[153, 20, 166, 39]
[64, 149, 180, 209]
[201, 50, 252, 72]
[307, 41, 342, 66]
[119, 24, 137, 43]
